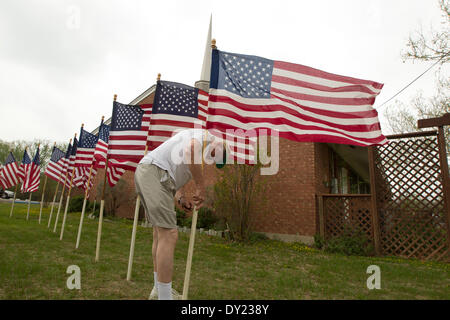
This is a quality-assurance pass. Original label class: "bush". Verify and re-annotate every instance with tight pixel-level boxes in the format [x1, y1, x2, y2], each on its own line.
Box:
[213, 163, 267, 241]
[313, 234, 325, 250]
[68, 195, 93, 213]
[197, 207, 218, 229]
[318, 228, 375, 256]
[176, 207, 187, 227]
[248, 232, 269, 243]
[176, 206, 220, 230]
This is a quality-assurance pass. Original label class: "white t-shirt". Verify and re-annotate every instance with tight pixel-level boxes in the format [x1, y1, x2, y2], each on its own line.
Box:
[139, 129, 215, 190]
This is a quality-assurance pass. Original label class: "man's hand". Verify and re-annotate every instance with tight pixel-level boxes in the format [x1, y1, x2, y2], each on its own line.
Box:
[192, 185, 206, 209]
[176, 190, 193, 212]
[179, 196, 193, 212]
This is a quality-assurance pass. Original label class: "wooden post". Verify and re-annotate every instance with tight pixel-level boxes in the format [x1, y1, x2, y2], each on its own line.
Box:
[95, 188, 107, 261]
[95, 109, 114, 261]
[318, 194, 325, 238]
[53, 187, 64, 232]
[9, 184, 19, 218]
[126, 195, 141, 281]
[126, 144, 149, 280]
[53, 182, 66, 232]
[53, 138, 72, 232]
[26, 193, 32, 220]
[60, 165, 76, 240]
[95, 166, 108, 261]
[437, 126, 450, 256]
[368, 146, 381, 255]
[95, 194, 105, 262]
[60, 132, 78, 240]
[75, 164, 94, 249]
[47, 181, 60, 228]
[38, 175, 48, 224]
[182, 206, 199, 300]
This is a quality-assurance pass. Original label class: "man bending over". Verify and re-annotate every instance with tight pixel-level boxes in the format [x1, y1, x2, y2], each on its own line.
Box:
[134, 128, 226, 300]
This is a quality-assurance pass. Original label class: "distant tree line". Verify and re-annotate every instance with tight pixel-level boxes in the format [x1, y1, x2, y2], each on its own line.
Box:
[0, 139, 67, 202]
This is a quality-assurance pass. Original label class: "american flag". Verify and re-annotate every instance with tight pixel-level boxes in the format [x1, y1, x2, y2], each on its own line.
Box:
[108, 101, 152, 172]
[148, 80, 207, 151]
[44, 146, 66, 183]
[73, 128, 98, 190]
[17, 150, 31, 184]
[22, 147, 40, 193]
[59, 143, 72, 186]
[65, 138, 78, 189]
[93, 121, 110, 168]
[75, 128, 98, 167]
[93, 121, 125, 187]
[208, 49, 387, 147]
[0, 152, 19, 189]
[0, 165, 5, 189]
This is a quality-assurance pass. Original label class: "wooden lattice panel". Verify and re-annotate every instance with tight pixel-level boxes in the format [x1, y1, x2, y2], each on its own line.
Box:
[374, 136, 449, 261]
[323, 195, 372, 241]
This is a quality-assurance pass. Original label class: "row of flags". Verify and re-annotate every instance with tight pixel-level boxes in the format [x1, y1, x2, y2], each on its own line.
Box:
[0, 47, 387, 198]
[0, 148, 40, 193]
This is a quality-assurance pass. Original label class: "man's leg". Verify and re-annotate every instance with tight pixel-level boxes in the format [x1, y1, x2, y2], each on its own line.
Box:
[152, 227, 159, 294]
[156, 226, 178, 300]
[152, 227, 159, 273]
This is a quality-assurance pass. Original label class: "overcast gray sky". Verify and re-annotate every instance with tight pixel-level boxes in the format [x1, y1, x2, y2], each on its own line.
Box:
[0, 0, 447, 143]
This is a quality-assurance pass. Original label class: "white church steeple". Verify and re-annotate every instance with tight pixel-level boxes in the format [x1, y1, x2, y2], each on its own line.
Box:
[195, 15, 212, 92]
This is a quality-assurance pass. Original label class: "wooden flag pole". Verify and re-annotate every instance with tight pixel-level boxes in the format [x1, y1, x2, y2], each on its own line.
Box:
[47, 180, 60, 228]
[26, 193, 32, 220]
[126, 191, 141, 281]
[182, 125, 210, 299]
[60, 163, 76, 240]
[40, 142, 55, 224]
[95, 157, 108, 262]
[126, 75, 156, 279]
[182, 37, 217, 298]
[126, 144, 149, 281]
[38, 175, 48, 224]
[182, 206, 199, 300]
[53, 138, 72, 233]
[53, 182, 66, 232]
[75, 164, 94, 249]
[60, 129, 81, 240]
[95, 110, 113, 262]
[9, 184, 19, 218]
[53, 169, 68, 232]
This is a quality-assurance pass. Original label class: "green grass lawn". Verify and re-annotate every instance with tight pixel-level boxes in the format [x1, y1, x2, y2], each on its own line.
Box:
[0, 202, 449, 300]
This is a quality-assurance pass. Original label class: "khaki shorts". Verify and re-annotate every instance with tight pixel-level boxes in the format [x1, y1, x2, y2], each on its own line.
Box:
[134, 163, 177, 229]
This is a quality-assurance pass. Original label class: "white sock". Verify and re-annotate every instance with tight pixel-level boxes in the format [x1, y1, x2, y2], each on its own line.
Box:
[153, 272, 158, 289]
[158, 281, 172, 300]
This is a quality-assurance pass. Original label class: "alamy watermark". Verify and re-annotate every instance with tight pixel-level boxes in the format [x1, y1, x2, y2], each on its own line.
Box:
[66, 5, 81, 30]
[66, 265, 81, 290]
[168, 127, 280, 175]
[366, 265, 381, 290]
